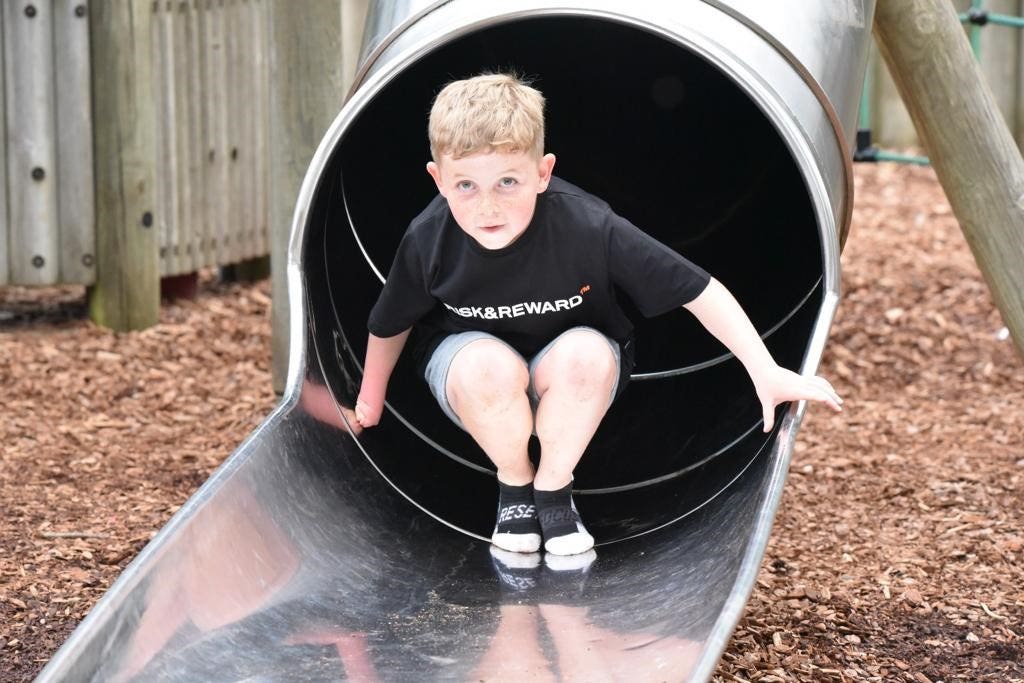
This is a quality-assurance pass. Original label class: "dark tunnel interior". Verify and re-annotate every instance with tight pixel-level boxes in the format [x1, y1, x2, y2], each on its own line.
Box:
[306, 16, 824, 542]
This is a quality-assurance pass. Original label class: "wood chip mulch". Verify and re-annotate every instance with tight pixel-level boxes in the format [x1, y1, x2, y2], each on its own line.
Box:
[1, 162, 1022, 682]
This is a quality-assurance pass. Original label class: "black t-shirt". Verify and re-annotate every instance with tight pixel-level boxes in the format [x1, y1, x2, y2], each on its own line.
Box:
[367, 176, 710, 375]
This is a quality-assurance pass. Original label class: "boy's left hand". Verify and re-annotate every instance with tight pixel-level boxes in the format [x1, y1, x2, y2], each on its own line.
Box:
[753, 365, 843, 432]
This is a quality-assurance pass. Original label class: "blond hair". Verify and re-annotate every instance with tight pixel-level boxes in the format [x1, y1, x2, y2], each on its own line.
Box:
[428, 73, 545, 161]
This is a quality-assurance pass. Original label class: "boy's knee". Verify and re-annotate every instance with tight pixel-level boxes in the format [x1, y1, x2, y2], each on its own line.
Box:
[447, 340, 529, 408]
[544, 331, 617, 389]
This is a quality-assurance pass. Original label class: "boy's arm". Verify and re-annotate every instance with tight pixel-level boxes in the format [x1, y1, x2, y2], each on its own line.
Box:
[683, 278, 843, 432]
[355, 329, 412, 428]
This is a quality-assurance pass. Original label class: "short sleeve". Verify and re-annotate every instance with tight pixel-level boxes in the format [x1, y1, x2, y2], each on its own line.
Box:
[367, 231, 438, 337]
[607, 212, 710, 317]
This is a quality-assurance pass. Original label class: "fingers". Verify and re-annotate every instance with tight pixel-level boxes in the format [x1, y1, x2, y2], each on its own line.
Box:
[355, 400, 379, 428]
[809, 375, 843, 412]
[760, 373, 843, 433]
[762, 403, 775, 433]
[338, 406, 364, 435]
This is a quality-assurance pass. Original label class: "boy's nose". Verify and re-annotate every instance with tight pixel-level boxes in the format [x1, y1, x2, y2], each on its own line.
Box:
[479, 194, 500, 215]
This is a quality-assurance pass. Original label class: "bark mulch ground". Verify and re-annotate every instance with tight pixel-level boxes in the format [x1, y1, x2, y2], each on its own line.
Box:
[1, 162, 1022, 682]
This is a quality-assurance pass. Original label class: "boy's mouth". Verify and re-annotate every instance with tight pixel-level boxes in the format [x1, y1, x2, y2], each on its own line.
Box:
[479, 224, 504, 231]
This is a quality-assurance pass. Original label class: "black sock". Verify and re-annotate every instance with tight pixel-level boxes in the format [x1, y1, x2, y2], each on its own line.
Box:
[494, 481, 541, 536]
[534, 482, 583, 539]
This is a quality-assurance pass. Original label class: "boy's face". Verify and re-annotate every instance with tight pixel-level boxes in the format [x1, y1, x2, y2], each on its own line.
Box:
[426, 149, 556, 250]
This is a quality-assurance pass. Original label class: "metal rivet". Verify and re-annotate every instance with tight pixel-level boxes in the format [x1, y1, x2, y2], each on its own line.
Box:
[31, 167, 45, 181]
[142, 211, 153, 227]
[25, 5, 37, 18]
[82, 254, 95, 267]
[74, 4, 86, 17]
[32, 255, 45, 269]
[230, 147, 238, 160]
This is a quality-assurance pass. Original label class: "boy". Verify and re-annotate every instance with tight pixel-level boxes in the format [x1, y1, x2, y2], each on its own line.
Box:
[355, 73, 842, 556]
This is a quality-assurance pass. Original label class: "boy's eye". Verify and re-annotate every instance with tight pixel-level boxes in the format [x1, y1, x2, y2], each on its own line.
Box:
[456, 180, 474, 191]
[498, 177, 517, 188]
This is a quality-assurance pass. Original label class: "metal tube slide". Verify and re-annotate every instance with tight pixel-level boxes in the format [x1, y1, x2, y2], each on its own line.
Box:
[39, 2, 874, 680]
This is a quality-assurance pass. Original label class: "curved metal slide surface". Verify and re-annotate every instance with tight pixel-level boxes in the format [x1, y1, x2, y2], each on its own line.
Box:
[39, 2, 874, 680]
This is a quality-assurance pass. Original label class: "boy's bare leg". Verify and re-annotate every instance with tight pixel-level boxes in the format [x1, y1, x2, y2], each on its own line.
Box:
[531, 330, 617, 554]
[532, 330, 617, 489]
[447, 339, 541, 552]
[446, 339, 534, 484]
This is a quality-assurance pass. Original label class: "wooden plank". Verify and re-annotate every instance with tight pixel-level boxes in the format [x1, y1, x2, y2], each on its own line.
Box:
[172, 0, 194, 274]
[238, 0, 255, 262]
[225, 0, 242, 264]
[177, 0, 200, 272]
[184, 0, 204, 271]
[54, 0, 97, 285]
[267, 0, 344, 391]
[247, 0, 259, 258]
[252, 0, 270, 258]
[0, 5, 8, 286]
[195, 0, 214, 268]
[875, 0, 1024, 357]
[237, 0, 255, 261]
[4, 0, 60, 285]
[87, 0, 160, 331]
[153, 0, 175, 276]
[200, 0, 226, 266]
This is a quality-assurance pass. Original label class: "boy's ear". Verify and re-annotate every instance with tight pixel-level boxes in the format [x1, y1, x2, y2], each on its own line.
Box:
[537, 153, 556, 192]
[425, 161, 444, 194]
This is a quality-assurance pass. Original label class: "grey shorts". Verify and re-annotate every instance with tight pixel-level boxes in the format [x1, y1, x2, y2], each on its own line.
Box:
[424, 326, 622, 431]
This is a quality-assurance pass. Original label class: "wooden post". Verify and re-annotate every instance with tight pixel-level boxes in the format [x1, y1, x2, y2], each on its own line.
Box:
[267, 1, 345, 393]
[87, 0, 159, 330]
[874, 0, 1024, 359]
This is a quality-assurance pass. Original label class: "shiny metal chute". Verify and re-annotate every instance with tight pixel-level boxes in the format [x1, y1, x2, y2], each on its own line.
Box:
[39, 2, 874, 680]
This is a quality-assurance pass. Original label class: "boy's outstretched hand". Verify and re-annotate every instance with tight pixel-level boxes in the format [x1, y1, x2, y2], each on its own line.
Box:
[753, 364, 843, 433]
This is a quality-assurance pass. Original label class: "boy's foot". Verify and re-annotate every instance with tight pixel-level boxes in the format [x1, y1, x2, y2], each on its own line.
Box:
[491, 480, 542, 553]
[534, 482, 594, 556]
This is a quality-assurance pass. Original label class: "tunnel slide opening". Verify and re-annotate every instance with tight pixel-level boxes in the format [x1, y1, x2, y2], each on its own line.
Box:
[305, 15, 823, 543]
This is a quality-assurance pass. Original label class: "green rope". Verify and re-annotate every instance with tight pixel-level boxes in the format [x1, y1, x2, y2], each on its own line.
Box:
[874, 150, 930, 166]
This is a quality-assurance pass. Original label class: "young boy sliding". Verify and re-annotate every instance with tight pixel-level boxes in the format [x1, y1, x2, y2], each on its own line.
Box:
[355, 73, 842, 557]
